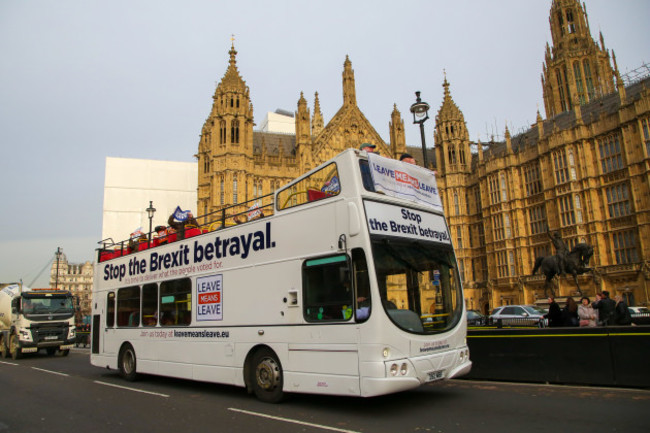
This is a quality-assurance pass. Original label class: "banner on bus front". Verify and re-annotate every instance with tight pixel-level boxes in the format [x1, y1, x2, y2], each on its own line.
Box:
[367, 153, 443, 211]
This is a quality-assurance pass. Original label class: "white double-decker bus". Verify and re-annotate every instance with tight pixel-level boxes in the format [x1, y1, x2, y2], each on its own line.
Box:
[91, 149, 471, 402]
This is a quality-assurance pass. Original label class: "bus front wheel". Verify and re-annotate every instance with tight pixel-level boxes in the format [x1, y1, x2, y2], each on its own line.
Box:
[251, 348, 284, 403]
[118, 344, 138, 381]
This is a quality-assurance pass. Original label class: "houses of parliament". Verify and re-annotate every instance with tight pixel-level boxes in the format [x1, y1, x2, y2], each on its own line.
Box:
[196, 0, 650, 313]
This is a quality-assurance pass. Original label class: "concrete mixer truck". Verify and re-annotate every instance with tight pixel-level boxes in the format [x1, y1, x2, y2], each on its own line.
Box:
[0, 283, 76, 359]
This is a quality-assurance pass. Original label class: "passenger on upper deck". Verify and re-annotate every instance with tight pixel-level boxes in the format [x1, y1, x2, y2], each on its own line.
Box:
[399, 153, 416, 165]
[360, 143, 377, 154]
[168, 207, 199, 240]
[154, 225, 168, 244]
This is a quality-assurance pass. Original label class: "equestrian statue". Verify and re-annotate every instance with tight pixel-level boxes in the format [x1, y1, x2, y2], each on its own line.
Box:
[532, 229, 594, 297]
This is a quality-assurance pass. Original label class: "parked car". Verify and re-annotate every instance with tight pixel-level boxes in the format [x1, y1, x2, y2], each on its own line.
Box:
[629, 306, 650, 325]
[489, 305, 547, 327]
[466, 309, 486, 326]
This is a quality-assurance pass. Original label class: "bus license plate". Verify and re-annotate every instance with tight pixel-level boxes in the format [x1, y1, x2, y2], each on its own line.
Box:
[427, 370, 444, 382]
[44, 336, 58, 340]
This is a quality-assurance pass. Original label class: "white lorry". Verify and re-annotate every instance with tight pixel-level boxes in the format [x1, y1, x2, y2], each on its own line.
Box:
[0, 283, 76, 359]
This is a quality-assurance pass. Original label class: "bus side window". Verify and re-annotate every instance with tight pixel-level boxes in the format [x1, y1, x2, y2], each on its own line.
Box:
[352, 248, 371, 323]
[117, 286, 140, 327]
[302, 254, 354, 322]
[142, 283, 158, 327]
[160, 278, 192, 326]
[106, 292, 115, 327]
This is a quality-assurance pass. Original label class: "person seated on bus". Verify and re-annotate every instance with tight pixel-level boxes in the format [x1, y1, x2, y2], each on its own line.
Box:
[356, 296, 371, 320]
[167, 210, 199, 240]
[233, 214, 246, 225]
[360, 143, 378, 154]
[154, 225, 168, 244]
[399, 153, 417, 165]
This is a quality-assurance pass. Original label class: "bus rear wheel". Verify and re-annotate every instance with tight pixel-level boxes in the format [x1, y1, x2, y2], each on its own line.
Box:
[251, 348, 284, 403]
[118, 344, 138, 381]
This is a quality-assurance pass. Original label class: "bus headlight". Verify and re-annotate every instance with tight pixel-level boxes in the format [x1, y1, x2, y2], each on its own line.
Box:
[390, 364, 398, 376]
[383, 347, 390, 358]
[400, 363, 408, 376]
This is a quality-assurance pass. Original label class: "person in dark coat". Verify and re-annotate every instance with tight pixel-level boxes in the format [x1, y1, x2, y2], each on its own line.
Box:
[168, 211, 199, 240]
[592, 291, 616, 326]
[561, 297, 579, 326]
[613, 294, 632, 325]
[544, 297, 563, 327]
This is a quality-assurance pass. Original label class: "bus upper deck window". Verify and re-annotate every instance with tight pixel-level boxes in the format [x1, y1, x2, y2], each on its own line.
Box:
[277, 162, 340, 210]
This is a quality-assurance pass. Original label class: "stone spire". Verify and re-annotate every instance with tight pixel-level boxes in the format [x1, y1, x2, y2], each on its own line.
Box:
[542, 0, 616, 118]
[434, 75, 470, 174]
[311, 92, 324, 137]
[389, 103, 406, 159]
[342, 55, 357, 106]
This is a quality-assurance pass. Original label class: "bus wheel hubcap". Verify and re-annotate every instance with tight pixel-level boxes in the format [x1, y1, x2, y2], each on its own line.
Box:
[256, 358, 279, 390]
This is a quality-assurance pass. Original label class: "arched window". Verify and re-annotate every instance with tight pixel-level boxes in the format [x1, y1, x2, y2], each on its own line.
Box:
[220, 120, 226, 144]
[454, 192, 460, 215]
[233, 175, 238, 204]
[500, 173, 508, 201]
[220, 176, 225, 206]
[231, 120, 240, 144]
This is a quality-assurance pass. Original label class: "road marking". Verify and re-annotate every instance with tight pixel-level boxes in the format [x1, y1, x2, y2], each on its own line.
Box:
[0, 361, 19, 366]
[228, 408, 361, 433]
[31, 367, 69, 377]
[93, 380, 170, 398]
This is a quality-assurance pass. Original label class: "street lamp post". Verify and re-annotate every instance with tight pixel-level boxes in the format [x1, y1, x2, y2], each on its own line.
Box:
[146, 201, 156, 247]
[409, 91, 430, 168]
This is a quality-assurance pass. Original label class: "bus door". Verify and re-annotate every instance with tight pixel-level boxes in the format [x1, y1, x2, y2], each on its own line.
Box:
[287, 249, 370, 387]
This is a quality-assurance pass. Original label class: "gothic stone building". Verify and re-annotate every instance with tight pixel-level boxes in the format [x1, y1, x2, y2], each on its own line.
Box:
[196, 48, 407, 220]
[435, 0, 650, 313]
[197, 0, 650, 313]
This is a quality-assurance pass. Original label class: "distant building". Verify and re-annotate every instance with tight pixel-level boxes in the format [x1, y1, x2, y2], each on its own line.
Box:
[102, 157, 198, 246]
[259, 109, 296, 134]
[49, 251, 93, 319]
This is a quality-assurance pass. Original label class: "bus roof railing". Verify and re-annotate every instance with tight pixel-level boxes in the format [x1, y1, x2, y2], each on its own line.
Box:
[97, 192, 276, 262]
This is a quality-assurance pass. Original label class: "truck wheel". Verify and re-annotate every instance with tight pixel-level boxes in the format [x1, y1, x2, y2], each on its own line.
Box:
[0, 336, 7, 359]
[251, 348, 284, 403]
[10, 334, 22, 360]
[58, 349, 70, 357]
[118, 344, 138, 381]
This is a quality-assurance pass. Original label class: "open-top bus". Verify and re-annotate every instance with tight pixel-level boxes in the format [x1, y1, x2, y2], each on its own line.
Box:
[91, 149, 471, 402]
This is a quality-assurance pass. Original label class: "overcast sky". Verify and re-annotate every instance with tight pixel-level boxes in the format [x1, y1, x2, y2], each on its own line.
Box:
[1, 0, 649, 287]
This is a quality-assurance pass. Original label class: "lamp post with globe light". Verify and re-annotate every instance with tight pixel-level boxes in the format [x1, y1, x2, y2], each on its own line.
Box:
[409, 91, 431, 168]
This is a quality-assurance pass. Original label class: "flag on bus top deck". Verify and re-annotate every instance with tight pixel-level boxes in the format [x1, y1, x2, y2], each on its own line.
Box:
[130, 227, 144, 239]
[173, 206, 190, 221]
[367, 153, 443, 211]
[321, 176, 340, 194]
[247, 202, 262, 221]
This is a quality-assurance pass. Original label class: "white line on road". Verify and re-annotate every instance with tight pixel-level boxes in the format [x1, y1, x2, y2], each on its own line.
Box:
[93, 380, 170, 398]
[31, 367, 69, 377]
[228, 408, 361, 433]
[0, 361, 19, 366]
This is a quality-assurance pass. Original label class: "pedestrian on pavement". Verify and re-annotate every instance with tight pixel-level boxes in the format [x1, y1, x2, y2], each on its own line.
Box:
[544, 296, 563, 327]
[578, 296, 597, 327]
[592, 291, 616, 326]
[561, 297, 579, 326]
[613, 294, 633, 326]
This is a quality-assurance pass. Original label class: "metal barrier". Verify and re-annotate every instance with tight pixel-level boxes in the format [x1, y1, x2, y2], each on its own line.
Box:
[465, 325, 650, 388]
